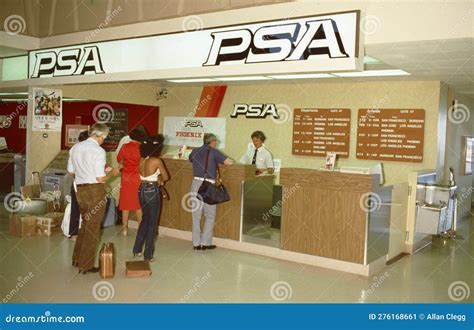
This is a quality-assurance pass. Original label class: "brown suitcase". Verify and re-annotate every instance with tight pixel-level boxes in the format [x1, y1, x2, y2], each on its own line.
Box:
[99, 242, 115, 279]
[126, 261, 152, 278]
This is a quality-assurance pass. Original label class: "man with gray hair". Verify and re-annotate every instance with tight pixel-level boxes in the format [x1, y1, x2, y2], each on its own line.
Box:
[189, 133, 233, 250]
[67, 123, 120, 274]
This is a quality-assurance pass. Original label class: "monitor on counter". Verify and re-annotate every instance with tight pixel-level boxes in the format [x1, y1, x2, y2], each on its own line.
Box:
[340, 163, 384, 185]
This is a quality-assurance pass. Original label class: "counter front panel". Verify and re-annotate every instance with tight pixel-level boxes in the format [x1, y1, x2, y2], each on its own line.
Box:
[280, 168, 380, 264]
[161, 158, 255, 241]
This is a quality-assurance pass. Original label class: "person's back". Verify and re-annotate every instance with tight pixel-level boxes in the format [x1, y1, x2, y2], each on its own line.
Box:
[189, 144, 226, 180]
[189, 133, 233, 251]
[119, 142, 141, 175]
[69, 138, 106, 184]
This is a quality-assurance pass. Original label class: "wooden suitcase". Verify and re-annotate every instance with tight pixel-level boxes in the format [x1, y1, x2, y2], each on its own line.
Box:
[99, 242, 115, 279]
[126, 261, 152, 278]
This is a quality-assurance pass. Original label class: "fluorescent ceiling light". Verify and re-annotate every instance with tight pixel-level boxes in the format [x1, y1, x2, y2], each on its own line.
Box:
[268, 73, 334, 79]
[332, 69, 410, 77]
[214, 76, 270, 81]
[167, 78, 216, 83]
[363, 56, 380, 64]
[0, 92, 28, 96]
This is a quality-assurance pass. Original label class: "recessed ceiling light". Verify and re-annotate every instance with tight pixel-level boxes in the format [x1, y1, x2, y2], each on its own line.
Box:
[268, 73, 335, 79]
[332, 69, 410, 77]
[214, 76, 271, 81]
[167, 78, 216, 83]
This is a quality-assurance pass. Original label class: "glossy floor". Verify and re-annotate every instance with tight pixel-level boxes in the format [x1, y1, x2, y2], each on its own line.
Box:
[0, 210, 472, 303]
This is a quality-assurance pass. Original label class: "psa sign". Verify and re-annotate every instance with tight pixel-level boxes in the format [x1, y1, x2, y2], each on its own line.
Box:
[231, 104, 279, 119]
[204, 19, 349, 66]
[28, 11, 360, 79]
[30, 46, 104, 78]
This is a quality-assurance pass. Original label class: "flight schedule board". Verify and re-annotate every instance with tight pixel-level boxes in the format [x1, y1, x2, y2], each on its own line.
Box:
[356, 109, 425, 163]
[292, 108, 351, 157]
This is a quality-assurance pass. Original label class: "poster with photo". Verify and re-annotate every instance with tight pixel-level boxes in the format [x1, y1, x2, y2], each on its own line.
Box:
[32, 88, 62, 131]
[65, 125, 90, 147]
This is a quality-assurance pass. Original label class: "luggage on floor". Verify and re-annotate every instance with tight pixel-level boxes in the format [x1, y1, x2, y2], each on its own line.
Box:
[101, 197, 117, 228]
[99, 242, 115, 279]
[125, 261, 152, 278]
[18, 198, 48, 215]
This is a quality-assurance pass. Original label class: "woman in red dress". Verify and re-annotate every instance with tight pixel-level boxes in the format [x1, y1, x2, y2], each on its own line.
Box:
[117, 129, 146, 235]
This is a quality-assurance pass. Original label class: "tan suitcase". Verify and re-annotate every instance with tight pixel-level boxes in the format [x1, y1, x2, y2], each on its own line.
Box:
[99, 242, 115, 279]
[126, 261, 152, 278]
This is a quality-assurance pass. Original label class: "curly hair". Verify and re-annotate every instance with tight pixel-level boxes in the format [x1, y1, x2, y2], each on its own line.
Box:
[140, 134, 165, 158]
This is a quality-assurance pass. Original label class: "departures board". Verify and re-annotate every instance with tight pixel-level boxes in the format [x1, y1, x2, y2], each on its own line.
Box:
[292, 108, 351, 158]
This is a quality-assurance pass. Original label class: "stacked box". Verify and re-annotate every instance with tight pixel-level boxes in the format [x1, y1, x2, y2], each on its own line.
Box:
[9, 215, 37, 237]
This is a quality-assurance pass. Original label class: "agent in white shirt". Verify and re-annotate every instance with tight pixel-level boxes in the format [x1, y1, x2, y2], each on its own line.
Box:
[240, 130, 274, 175]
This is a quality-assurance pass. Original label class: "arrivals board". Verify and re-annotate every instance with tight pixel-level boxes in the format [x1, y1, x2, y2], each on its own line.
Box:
[356, 109, 425, 163]
[292, 108, 351, 157]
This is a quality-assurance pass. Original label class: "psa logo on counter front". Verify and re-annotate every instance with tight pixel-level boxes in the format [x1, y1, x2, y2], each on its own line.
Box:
[30, 46, 105, 78]
[204, 18, 350, 66]
[184, 119, 204, 128]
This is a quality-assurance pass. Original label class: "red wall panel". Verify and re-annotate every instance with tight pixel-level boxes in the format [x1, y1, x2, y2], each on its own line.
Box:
[0, 101, 28, 153]
[60, 101, 159, 150]
[0, 101, 159, 153]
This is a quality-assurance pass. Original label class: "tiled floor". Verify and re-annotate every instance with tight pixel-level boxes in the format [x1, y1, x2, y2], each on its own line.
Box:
[0, 206, 472, 303]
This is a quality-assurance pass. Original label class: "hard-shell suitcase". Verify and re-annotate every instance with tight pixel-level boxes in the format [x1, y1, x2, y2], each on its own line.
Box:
[99, 242, 115, 279]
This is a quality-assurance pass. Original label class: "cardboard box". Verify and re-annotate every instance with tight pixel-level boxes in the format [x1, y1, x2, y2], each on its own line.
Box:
[9, 214, 37, 237]
[35, 212, 64, 236]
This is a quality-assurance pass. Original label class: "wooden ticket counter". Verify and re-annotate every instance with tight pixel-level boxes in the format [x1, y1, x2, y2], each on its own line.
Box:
[280, 168, 392, 265]
[159, 158, 392, 274]
[161, 158, 255, 241]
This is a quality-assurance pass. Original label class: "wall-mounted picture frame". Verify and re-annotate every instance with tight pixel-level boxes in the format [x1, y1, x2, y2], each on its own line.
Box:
[65, 124, 89, 147]
[460, 136, 473, 175]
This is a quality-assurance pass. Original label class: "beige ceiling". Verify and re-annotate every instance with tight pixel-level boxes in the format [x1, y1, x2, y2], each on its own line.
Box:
[367, 38, 474, 96]
[0, 45, 27, 58]
[0, 0, 293, 37]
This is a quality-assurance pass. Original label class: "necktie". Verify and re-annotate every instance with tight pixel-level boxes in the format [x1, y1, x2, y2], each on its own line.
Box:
[251, 148, 258, 165]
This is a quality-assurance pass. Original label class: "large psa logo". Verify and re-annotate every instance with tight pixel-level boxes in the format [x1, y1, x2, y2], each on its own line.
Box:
[204, 18, 350, 66]
[231, 104, 279, 119]
[30, 46, 105, 78]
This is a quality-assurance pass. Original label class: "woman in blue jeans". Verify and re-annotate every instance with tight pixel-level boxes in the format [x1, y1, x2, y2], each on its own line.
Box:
[133, 135, 169, 262]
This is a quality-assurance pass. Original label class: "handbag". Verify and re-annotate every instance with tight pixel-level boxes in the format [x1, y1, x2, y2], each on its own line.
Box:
[197, 150, 230, 205]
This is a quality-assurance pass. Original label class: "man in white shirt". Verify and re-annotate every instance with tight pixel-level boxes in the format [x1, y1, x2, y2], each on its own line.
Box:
[240, 130, 274, 175]
[67, 123, 120, 275]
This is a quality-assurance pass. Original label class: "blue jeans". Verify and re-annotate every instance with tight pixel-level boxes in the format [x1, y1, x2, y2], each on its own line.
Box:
[133, 182, 161, 260]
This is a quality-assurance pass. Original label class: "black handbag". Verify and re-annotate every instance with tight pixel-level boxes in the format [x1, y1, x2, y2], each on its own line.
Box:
[197, 150, 230, 205]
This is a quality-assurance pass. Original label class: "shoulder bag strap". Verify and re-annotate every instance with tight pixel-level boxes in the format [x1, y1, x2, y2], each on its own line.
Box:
[203, 149, 210, 178]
